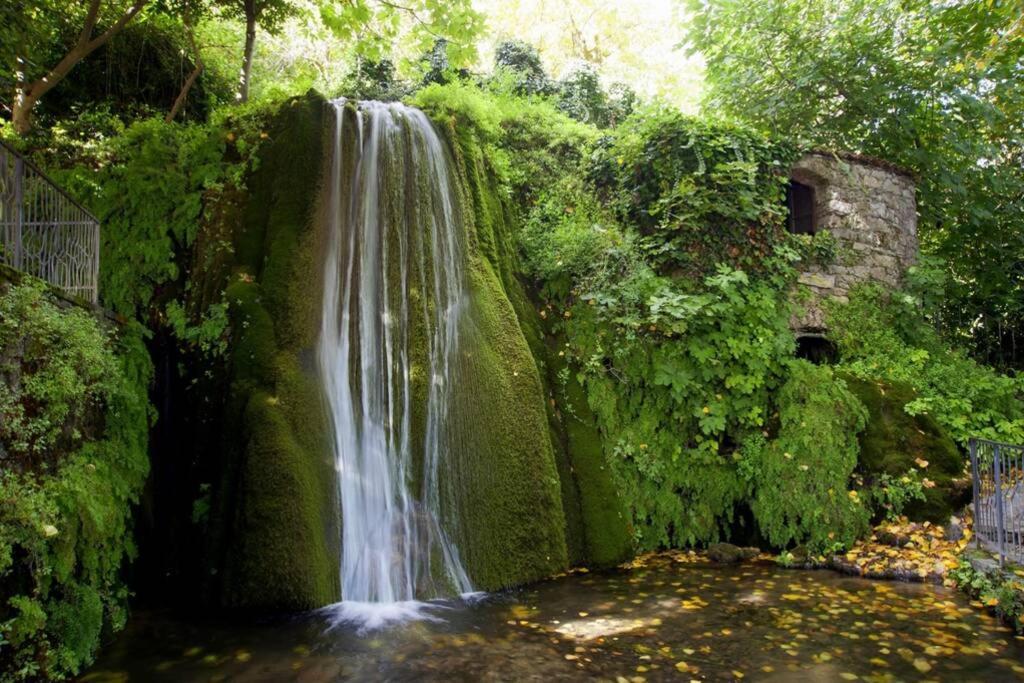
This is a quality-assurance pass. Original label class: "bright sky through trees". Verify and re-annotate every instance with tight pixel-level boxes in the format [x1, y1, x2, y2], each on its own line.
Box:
[473, 0, 703, 110]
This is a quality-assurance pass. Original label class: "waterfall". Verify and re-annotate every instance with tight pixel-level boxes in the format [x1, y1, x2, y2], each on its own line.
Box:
[318, 99, 474, 618]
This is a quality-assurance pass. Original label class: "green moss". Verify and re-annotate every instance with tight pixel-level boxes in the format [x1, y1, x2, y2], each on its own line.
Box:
[209, 92, 339, 609]
[546, 341, 634, 567]
[437, 108, 632, 573]
[844, 375, 966, 522]
[447, 260, 568, 588]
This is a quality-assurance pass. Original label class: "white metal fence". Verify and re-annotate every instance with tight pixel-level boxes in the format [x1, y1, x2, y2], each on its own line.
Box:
[971, 438, 1024, 566]
[0, 140, 99, 303]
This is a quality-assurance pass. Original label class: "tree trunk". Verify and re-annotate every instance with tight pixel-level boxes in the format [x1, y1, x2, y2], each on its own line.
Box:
[166, 5, 203, 123]
[10, 0, 148, 134]
[166, 62, 203, 124]
[239, 5, 257, 103]
[11, 93, 38, 135]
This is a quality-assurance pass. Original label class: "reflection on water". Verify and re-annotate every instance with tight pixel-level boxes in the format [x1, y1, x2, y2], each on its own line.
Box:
[82, 554, 1024, 682]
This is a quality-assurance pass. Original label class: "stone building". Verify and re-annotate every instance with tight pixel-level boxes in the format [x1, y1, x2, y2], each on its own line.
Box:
[785, 151, 918, 345]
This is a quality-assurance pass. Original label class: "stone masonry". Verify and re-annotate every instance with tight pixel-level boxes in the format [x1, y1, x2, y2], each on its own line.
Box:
[789, 151, 918, 332]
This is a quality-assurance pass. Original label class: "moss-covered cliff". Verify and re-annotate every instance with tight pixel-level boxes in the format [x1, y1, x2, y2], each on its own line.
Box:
[201, 90, 637, 607]
[845, 376, 967, 522]
[434, 110, 634, 573]
[207, 93, 339, 610]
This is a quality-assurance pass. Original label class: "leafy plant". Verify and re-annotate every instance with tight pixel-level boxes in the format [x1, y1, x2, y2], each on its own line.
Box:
[0, 281, 119, 468]
[865, 470, 927, 523]
[748, 361, 870, 552]
[827, 284, 1024, 445]
[0, 285, 152, 680]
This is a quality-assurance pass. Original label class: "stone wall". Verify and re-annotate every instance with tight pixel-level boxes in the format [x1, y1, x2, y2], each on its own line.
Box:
[790, 152, 917, 332]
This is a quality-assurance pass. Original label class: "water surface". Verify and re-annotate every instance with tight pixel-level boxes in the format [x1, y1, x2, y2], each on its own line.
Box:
[83, 554, 1024, 682]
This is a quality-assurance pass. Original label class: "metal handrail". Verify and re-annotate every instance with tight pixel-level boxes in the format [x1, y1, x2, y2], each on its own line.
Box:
[970, 437, 1024, 566]
[0, 140, 99, 222]
[0, 140, 100, 303]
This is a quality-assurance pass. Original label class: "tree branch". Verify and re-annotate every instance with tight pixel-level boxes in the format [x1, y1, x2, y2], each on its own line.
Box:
[166, 2, 203, 123]
[23, 0, 149, 102]
[374, 0, 444, 41]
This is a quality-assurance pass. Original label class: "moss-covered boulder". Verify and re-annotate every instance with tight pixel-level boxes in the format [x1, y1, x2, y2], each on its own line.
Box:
[844, 375, 967, 522]
[207, 92, 339, 610]
[436, 113, 633, 573]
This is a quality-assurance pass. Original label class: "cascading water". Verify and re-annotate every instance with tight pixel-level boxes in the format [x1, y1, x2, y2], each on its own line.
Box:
[318, 99, 474, 626]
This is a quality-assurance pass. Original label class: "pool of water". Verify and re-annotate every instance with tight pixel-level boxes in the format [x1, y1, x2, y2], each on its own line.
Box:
[82, 553, 1024, 682]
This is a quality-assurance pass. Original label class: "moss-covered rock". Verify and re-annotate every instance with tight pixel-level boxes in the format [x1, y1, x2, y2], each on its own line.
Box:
[444, 259, 568, 588]
[208, 92, 339, 610]
[844, 375, 968, 523]
[436, 112, 633, 573]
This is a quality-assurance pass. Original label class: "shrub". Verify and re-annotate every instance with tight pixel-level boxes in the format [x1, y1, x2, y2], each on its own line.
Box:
[747, 361, 870, 552]
[0, 281, 119, 469]
[827, 284, 1024, 445]
[0, 283, 152, 680]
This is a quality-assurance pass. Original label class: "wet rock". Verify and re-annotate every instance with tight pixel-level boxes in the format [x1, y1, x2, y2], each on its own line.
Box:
[970, 556, 1000, 575]
[946, 516, 964, 542]
[707, 543, 758, 564]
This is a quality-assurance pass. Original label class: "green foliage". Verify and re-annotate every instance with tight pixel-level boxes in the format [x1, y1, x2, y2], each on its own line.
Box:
[844, 374, 966, 523]
[0, 282, 119, 466]
[551, 262, 796, 549]
[493, 40, 554, 96]
[827, 284, 1024, 445]
[51, 102, 274, 363]
[951, 559, 1024, 633]
[744, 362, 869, 553]
[865, 471, 927, 523]
[587, 107, 800, 276]
[319, 0, 483, 70]
[412, 79, 597, 205]
[554, 63, 636, 129]
[690, 0, 1024, 369]
[38, 14, 225, 124]
[0, 285, 152, 681]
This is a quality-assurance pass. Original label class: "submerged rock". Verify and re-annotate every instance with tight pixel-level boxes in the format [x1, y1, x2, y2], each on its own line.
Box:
[707, 543, 759, 564]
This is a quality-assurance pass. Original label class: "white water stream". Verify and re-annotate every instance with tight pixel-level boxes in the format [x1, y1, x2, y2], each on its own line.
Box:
[318, 100, 474, 627]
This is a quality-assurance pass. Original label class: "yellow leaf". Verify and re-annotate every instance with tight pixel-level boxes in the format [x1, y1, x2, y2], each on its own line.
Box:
[912, 658, 932, 673]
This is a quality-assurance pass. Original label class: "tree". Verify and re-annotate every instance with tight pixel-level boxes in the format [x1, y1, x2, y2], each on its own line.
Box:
[319, 0, 483, 77]
[166, 0, 205, 122]
[5, 0, 149, 133]
[493, 39, 554, 95]
[687, 0, 1024, 369]
[215, 0, 301, 103]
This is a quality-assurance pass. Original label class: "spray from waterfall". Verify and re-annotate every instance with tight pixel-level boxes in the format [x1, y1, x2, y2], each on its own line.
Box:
[317, 99, 474, 627]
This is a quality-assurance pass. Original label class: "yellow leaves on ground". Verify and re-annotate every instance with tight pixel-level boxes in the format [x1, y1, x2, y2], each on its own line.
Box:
[838, 517, 967, 583]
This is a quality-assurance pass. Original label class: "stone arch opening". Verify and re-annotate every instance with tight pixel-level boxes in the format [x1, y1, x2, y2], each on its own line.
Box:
[785, 179, 817, 235]
[795, 334, 837, 365]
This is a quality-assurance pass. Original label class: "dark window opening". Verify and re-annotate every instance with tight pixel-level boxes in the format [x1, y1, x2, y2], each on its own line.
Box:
[786, 180, 816, 235]
[795, 335, 837, 365]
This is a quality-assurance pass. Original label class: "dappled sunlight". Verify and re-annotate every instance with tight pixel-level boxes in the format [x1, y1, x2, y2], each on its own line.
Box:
[86, 555, 1024, 681]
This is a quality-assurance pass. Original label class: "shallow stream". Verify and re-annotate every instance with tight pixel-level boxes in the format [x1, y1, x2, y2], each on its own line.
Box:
[83, 554, 1024, 682]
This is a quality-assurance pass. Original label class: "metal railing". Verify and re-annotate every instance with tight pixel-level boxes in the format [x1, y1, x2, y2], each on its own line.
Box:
[970, 437, 1024, 566]
[0, 140, 100, 303]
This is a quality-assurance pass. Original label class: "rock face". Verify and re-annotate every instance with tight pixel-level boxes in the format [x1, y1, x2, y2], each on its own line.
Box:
[789, 152, 918, 333]
[205, 92, 632, 610]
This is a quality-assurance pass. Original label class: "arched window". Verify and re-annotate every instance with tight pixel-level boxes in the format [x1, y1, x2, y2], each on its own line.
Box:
[786, 180, 816, 235]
